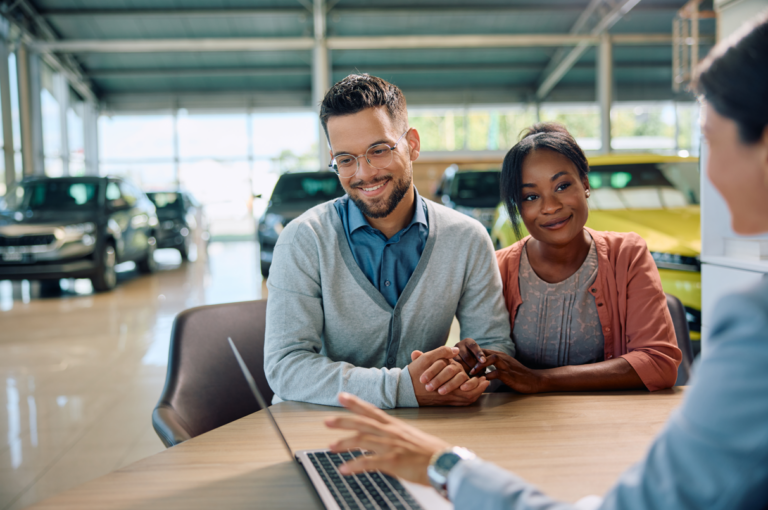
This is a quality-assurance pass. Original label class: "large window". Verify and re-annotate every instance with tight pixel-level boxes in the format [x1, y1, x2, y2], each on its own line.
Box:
[98, 110, 320, 237]
[409, 102, 699, 155]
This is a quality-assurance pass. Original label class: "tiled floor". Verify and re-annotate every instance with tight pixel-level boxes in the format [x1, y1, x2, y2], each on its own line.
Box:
[0, 242, 266, 510]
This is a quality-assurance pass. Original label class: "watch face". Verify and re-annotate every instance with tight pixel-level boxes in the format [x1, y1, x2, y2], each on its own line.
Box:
[436, 452, 463, 472]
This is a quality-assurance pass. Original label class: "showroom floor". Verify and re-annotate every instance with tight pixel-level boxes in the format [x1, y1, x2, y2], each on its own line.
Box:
[0, 242, 265, 510]
[0, 241, 461, 510]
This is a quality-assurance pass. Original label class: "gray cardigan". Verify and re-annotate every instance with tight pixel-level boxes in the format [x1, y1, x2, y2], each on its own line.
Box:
[264, 197, 513, 408]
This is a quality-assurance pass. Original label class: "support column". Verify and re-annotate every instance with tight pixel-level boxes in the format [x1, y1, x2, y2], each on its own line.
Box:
[53, 73, 69, 175]
[17, 43, 44, 176]
[312, 0, 330, 169]
[83, 100, 99, 176]
[172, 102, 180, 185]
[597, 33, 613, 154]
[0, 40, 16, 191]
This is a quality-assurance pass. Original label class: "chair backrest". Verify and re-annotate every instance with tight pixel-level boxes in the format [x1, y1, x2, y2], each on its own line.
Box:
[666, 293, 695, 386]
[152, 300, 273, 447]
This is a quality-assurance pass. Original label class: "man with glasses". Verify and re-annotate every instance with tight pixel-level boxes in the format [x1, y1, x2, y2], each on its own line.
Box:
[264, 74, 513, 408]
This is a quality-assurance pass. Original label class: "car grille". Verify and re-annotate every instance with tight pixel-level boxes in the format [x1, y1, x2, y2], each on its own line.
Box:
[0, 234, 56, 247]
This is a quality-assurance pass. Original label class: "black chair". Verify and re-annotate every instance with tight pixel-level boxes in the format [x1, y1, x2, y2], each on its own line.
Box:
[666, 293, 695, 386]
[152, 300, 273, 447]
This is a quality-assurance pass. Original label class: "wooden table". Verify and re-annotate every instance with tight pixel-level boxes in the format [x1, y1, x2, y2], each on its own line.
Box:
[27, 389, 684, 509]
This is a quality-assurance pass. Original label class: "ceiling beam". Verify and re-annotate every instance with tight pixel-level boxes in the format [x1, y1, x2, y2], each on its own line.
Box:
[40, 8, 307, 18]
[37, 5, 680, 18]
[535, 0, 604, 96]
[29, 33, 698, 54]
[87, 63, 670, 80]
[1, 0, 96, 102]
[535, 0, 642, 101]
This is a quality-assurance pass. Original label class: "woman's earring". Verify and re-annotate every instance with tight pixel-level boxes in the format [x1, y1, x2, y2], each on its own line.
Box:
[585, 190, 591, 197]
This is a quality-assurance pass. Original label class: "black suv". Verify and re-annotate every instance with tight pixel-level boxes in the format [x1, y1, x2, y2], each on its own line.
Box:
[436, 166, 501, 233]
[0, 176, 159, 292]
[146, 191, 209, 261]
[257, 171, 345, 277]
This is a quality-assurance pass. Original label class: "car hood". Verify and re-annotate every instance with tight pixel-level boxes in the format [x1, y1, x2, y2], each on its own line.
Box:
[0, 210, 97, 233]
[585, 206, 701, 256]
[264, 199, 337, 222]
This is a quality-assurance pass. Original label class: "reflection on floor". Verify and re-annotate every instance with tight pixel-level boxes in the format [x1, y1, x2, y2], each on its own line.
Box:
[0, 242, 266, 510]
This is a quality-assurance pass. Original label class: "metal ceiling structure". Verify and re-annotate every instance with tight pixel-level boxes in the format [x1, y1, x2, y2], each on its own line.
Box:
[1, 0, 714, 111]
[0, 0, 714, 176]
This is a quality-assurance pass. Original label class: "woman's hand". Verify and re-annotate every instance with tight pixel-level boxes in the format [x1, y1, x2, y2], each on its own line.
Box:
[453, 337, 487, 375]
[478, 349, 546, 394]
[325, 392, 450, 486]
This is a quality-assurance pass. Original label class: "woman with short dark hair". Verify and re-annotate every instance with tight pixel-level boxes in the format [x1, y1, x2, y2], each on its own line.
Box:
[456, 121, 682, 393]
[326, 13, 768, 509]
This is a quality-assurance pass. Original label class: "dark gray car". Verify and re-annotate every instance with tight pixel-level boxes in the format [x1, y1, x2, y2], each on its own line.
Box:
[257, 171, 344, 277]
[0, 176, 159, 293]
[436, 166, 501, 233]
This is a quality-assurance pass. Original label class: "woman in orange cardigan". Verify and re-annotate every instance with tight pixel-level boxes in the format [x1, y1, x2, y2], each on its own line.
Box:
[457, 123, 681, 393]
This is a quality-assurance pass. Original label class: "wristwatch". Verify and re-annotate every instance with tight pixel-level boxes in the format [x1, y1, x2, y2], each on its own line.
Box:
[427, 446, 476, 497]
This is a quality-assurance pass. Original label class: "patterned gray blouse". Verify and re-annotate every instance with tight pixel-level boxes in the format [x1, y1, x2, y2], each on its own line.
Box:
[513, 238, 605, 369]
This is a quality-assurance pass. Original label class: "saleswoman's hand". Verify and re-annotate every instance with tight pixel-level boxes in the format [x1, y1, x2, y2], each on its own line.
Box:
[477, 350, 546, 394]
[326, 392, 450, 486]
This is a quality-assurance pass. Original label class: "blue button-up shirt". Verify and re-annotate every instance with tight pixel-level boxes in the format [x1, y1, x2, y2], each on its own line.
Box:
[334, 189, 429, 308]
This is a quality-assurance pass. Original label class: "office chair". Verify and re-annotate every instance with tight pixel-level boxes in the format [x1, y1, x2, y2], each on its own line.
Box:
[666, 293, 695, 386]
[152, 299, 273, 447]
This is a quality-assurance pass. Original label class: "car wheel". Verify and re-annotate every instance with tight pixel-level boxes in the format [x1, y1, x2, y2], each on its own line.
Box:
[137, 236, 158, 274]
[260, 261, 270, 278]
[178, 236, 190, 261]
[39, 279, 62, 297]
[91, 244, 117, 292]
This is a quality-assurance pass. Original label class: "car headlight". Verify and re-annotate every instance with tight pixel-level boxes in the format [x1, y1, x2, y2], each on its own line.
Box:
[649, 251, 700, 272]
[260, 213, 285, 235]
[54, 222, 96, 240]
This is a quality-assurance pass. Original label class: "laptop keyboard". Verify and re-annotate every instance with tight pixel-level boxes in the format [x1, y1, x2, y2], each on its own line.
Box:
[307, 450, 424, 510]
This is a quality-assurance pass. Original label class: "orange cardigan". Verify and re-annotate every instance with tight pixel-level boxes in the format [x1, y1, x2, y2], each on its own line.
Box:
[496, 228, 682, 391]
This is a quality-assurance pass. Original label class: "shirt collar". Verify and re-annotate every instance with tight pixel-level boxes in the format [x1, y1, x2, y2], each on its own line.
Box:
[347, 187, 427, 234]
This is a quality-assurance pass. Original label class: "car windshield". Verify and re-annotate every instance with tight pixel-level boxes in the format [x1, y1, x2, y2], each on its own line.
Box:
[450, 171, 501, 208]
[270, 174, 344, 204]
[147, 192, 184, 210]
[0, 180, 99, 212]
[587, 162, 699, 210]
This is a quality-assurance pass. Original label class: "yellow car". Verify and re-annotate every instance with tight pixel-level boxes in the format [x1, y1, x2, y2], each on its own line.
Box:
[491, 154, 702, 348]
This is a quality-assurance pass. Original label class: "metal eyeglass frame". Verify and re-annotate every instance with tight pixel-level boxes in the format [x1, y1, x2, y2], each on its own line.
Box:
[328, 129, 410, 178]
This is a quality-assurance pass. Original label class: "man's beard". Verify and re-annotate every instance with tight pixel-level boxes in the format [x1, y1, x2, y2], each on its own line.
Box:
[350, 171, 412, 219]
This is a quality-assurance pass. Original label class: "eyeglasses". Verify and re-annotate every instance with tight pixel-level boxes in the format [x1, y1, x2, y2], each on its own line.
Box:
[328, 129, 410, 178]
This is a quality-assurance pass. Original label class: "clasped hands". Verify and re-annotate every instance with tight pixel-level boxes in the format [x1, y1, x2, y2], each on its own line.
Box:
[414, 339, 545, 402]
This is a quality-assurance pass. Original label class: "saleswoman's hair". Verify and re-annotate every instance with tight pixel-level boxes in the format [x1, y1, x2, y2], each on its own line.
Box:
[500, 122, 589, 240]
[693, 12, 768, 143]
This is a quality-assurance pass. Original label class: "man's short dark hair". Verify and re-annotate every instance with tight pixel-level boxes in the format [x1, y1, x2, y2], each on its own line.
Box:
[319, 74, 408, 142]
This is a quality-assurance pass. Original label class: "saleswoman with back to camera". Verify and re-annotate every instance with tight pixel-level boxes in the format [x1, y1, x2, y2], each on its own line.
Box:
[455, 122, 682, 393]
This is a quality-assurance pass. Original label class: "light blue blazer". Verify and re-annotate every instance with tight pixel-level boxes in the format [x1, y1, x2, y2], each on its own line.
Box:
[449, 277, 768, 510]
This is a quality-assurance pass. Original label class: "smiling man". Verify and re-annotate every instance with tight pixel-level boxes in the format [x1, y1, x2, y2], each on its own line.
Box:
[263, 74, 513, 408]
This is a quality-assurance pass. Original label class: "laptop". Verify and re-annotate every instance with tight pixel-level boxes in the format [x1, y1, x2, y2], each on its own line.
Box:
[228, 337, 453, 510]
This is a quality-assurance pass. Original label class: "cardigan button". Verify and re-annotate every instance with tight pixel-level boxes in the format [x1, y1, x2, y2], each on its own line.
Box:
[591, 288, 597, 293]
[387, 357, 395, 365]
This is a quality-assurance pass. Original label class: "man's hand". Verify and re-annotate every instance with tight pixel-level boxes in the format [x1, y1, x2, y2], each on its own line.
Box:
[409, 347, 490, 406]
[452, 337, 487, 375]
[326, 392, 450, 486]
[476, 349, 545, 394]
